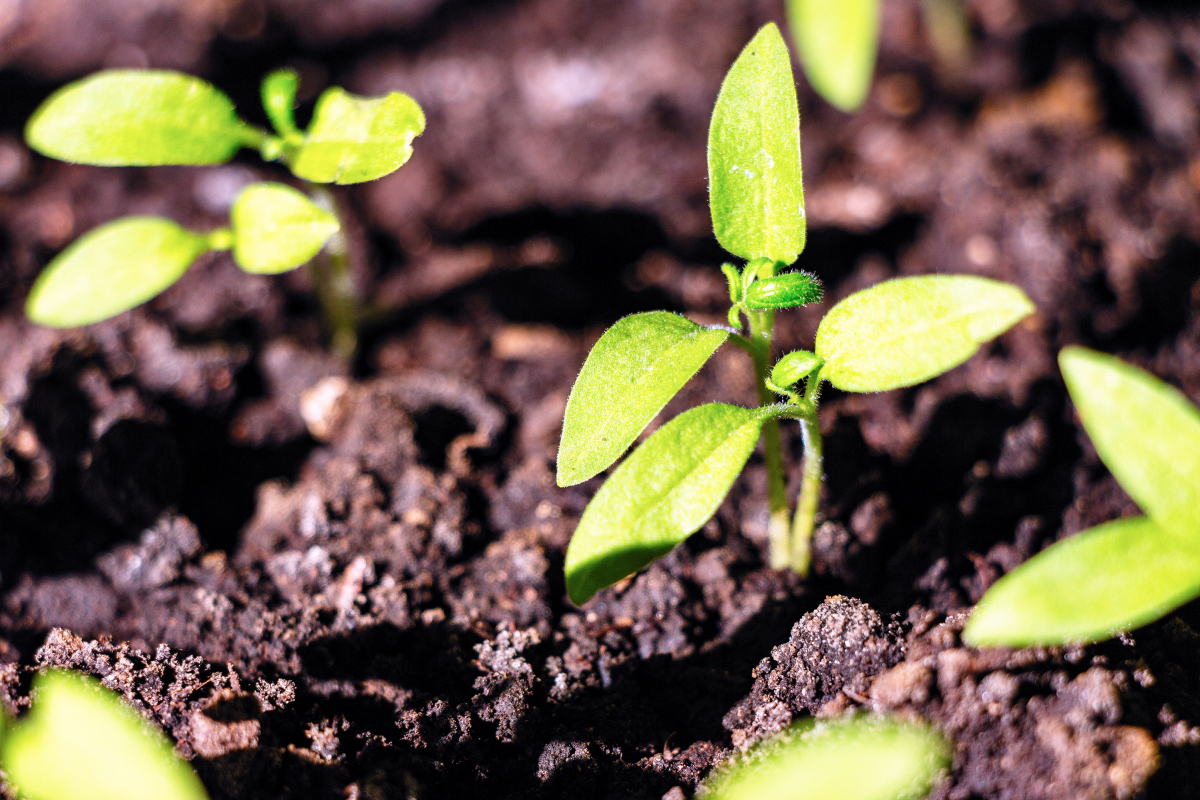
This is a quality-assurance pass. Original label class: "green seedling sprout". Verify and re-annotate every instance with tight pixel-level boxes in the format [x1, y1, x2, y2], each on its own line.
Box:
[965, 347, 1200, 647]
[1, 669, 208, 800]
[707, 714, 951, 800]
[23, 68, 425, 359]
[556, 23, 1033, 605]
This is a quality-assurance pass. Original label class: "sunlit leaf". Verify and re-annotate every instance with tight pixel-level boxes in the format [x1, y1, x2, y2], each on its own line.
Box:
[231, 183, 339, 275]
[708, 714, 950, 800]
[708, 23, 806, 264]
[815, 275, 1034, 393]
[261, 68, 301, 137]
[26, 71, 250, 166]
[2, 669, 209, 800]
[565, 403, 772, 604]
[290, 87, 426, 184]
[1060, 347, 1200, 539]
[557, 312, 728, 487]
[26, 217, 211, 328]
[744, 270, 822, 309]
[965, 517, 1200, 646]
[786, 0, 881, 112]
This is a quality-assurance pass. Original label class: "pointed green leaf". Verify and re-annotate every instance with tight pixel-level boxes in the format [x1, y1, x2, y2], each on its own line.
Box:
[3, 669, 209, 800]
[289, 87, 426, 185]
[26, 71, 250, 166]
[27, 217, 210, 328]
[786, 0, 880, 112]
[261, 69, 301, 138]
[744, 270, 822, 309]
[965, 517, 1200, 646]
[565, 403, 769, 604]
[709, 715, 950, 800]
[1060, 347, 1200, 539]
[708, 23, 806, 264]
[815, 275, 1034, 393]
[557, 312, 729, 487]
[231, 183, 339, 275]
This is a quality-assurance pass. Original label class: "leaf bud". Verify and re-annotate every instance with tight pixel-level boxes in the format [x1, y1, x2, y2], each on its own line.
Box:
[771, 350, 821, 388]
[744, 271, 823, 309]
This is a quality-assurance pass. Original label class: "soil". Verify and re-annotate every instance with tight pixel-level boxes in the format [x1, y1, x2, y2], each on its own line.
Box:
[1, 0, 1200, 798]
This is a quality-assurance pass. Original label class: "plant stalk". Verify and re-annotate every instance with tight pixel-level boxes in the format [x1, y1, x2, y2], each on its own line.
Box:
[790, 367, 824, 575]
[306, 186, 359, 363]
[746, 304, 791, 571]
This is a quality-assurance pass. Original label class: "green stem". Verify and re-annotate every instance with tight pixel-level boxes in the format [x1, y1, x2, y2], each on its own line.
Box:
[746, 305, 790, 570]
[790, 367, 825, 575]
[306, 185, 358, 363]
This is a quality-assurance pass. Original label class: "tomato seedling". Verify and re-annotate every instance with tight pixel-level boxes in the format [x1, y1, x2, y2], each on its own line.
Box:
[966, 347, 1200, 647]
[557, 23, 1034, 605]
[23, 68, 425, 359]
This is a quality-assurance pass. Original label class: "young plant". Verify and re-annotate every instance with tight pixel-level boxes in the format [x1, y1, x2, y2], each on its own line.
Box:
[706, 714, 951, 800]
[1, 669, 208, 800]
[23, 68, 425, 359]
[557, 23, 1034, 605]
[965, 347, 1200, 647]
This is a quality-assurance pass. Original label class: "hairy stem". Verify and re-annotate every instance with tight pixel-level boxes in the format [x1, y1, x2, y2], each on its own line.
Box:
[790, 367, 824, 575]
[746, 304, 790, 570]
[306, 186, 358, 363]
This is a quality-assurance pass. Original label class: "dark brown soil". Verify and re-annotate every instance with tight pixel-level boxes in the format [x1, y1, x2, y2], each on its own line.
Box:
[2, 0, 1200, 798]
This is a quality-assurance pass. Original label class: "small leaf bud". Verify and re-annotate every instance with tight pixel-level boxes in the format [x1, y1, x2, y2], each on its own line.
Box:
[771, 350, 821, 389]
[745, 271, 823, 309]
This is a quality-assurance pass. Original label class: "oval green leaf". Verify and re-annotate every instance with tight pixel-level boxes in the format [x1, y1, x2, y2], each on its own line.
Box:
[965, 517, 1200, 647]
[27, 217, 210, 328]
[786, 0, 880, 112]
[26, 70, 250, 166]
[708, 23, 806, 265]
[557, 312, 729, 487]
[565, 403, 769, 604]
[709, 715, 950, 800]
[290, 87, 426, 185]
[2, 669, 209, 800]
[1060, 347, 1200, 539]
[772, 350, 821, 388]
[744, 270, 822, 309]
[231, 183, 339, 275]
[815, 275, 1035, 393]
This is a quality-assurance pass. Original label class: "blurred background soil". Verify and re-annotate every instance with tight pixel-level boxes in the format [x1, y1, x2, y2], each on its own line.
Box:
[1, 0, 1200, 797]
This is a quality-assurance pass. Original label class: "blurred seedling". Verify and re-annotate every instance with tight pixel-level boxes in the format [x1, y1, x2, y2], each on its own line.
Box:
[706, 713, 951, 800]
[784, 0, 972, 112]
[1, 668, 208, 800]
[966, 347, 1200, 647]
[23, 68, 425, 360]
[556, 23, 1034, 605]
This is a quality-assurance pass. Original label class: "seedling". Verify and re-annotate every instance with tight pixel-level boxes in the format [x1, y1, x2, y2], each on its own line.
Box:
[966, 347, 1200, 647]
[557, 23, 1034, 605]
[706, 714, 950, 800]
[23, 68, 425, 358]
[1, 669, 208, 800]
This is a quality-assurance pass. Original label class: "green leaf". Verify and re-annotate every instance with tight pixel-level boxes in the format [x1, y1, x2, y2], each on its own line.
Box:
[964, 517, 1200, 647]
[557, 312, 729, 487]
[564, 403, 769, 604]
[26, 70, 251, 166]
[1060, 347, 1200, 539]
[231, 183, 339, 275]
[26, 217, 211, 328]
[708, 23, 806, 265]
[289, 87, 426, 184]
[709, 715, 950, 800]
[2, 669, 209, 800]
[744, 270, 822, 309]
[261, 69, 301, 138]
[772, 350, 821, 389]
[786, 0, 880, 112]
[815, 275, 1034, 393]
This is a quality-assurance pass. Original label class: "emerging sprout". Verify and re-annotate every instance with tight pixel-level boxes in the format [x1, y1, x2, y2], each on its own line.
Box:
[966, 347, 1200, 647]
[707, 714, 951, 800]
[23, 68, 425, 359]
[2, 669, 208, 800]
[556, 24, 1034, 604]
